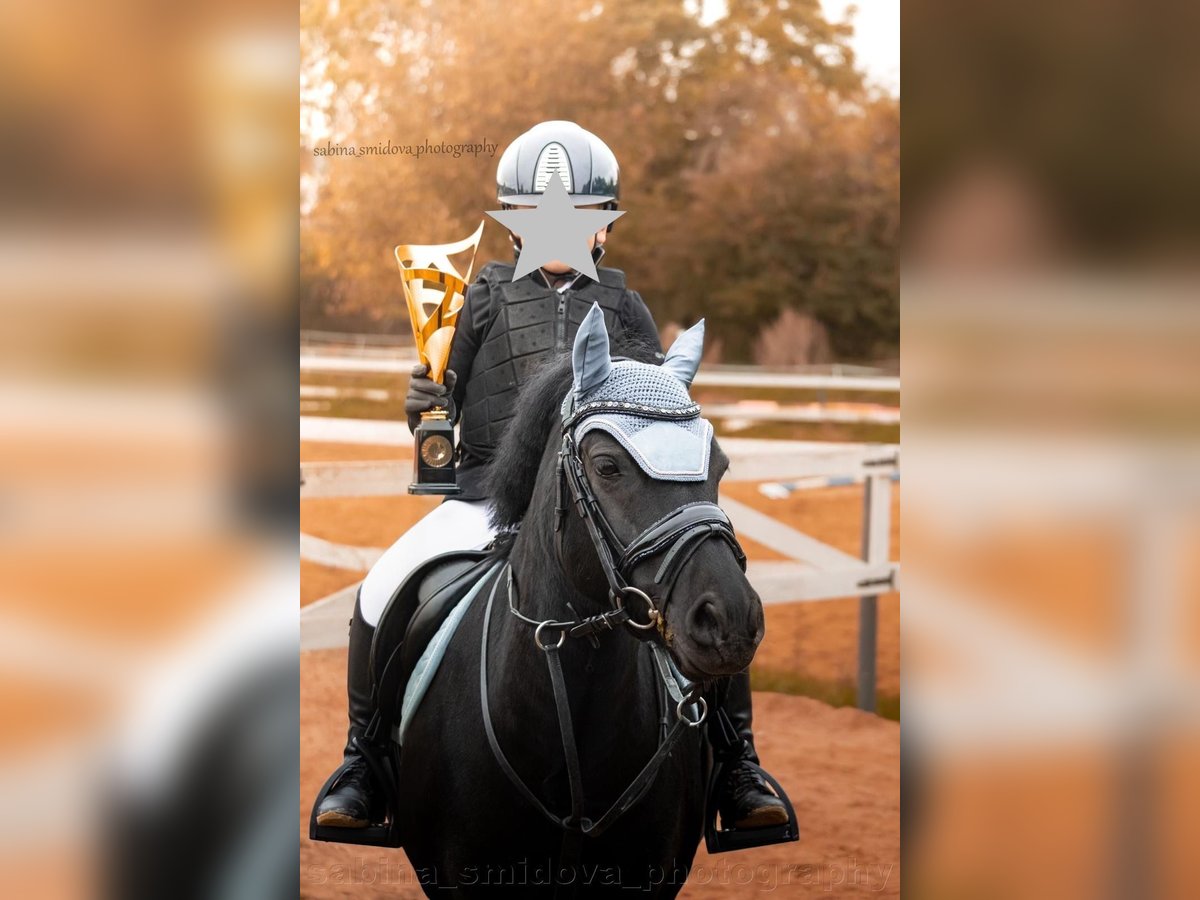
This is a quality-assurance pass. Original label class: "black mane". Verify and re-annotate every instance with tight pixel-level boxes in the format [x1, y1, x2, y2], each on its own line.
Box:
[485, 333, 660, 530]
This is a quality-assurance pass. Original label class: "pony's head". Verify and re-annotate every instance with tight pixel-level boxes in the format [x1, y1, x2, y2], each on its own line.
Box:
[488, 304, 763, 680]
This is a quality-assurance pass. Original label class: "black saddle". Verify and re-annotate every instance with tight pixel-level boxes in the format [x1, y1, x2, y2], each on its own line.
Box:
[311, 549, 495, 850]
[369, 548, 495, 739]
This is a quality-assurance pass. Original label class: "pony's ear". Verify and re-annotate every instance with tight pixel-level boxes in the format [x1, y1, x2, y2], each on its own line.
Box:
[662, 318, 705, 388]
[572, 303, 612, 393]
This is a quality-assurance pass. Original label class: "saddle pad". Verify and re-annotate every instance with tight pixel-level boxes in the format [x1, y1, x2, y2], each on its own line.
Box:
[396, 561, 501, 745]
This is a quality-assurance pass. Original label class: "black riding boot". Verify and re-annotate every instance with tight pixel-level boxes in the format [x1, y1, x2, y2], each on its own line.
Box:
[315, 596, 381, 827]
[714, 671, 787, 829]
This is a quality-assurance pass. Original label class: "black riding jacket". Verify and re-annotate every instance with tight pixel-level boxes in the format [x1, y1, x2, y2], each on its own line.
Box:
[445, 259, 661, 500]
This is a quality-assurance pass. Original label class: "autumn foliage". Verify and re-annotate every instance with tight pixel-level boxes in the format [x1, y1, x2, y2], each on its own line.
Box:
[301, 0, 898, 363]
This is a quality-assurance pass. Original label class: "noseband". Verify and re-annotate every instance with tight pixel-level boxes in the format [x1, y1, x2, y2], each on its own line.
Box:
[552, 396, 747, 637]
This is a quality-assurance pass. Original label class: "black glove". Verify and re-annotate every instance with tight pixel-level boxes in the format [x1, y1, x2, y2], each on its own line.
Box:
[405, 364, 457, 432]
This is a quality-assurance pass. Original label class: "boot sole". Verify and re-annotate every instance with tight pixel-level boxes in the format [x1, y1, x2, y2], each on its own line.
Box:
[315, 810, 369, 828]
[735, 805, 789, 829]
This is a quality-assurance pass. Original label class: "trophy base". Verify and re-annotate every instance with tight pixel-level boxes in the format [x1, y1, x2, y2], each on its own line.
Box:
[411, 411, 460, 495]
[407, 483, 462, 496]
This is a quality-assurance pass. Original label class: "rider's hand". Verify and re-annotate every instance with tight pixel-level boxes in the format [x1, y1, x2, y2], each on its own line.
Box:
[405, 364, 457, 432]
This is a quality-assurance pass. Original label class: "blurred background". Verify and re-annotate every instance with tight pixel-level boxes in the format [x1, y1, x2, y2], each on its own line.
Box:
[904, 0, 1200, 897]
[0, 0, 298, 898]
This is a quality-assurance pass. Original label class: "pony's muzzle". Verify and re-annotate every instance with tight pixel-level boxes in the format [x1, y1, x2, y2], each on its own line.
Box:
[681, 589, 763, 674]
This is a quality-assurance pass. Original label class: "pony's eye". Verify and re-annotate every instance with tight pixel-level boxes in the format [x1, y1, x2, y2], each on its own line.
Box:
[593, 456, 620, 478]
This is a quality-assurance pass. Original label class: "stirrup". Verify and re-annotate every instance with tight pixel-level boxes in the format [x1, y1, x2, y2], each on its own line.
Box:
[309, 732, 403, 848]
[703, 758, 800, 853]
[703, 707, 799, 853]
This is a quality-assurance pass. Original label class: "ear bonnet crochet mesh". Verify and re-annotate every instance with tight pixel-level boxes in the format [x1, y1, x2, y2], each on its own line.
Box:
[564, 307, 712, 481]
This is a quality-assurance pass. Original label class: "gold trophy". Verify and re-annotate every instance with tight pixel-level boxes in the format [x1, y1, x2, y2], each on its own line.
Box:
[395, 221, 485, 494]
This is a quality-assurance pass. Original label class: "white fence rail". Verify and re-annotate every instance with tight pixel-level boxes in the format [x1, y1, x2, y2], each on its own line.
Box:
[301, 354, 900, 427]
[300, 351, 899, 392]
[299, 416, 897, 709]
[301, 331, 896, 375]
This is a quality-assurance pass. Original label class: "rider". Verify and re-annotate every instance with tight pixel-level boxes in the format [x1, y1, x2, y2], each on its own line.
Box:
[316, 120, 787, 834]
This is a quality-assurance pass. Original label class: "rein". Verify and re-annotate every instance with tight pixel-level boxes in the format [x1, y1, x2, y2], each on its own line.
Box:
[478, 393, 748, 850]
[480, 565, 706, 840]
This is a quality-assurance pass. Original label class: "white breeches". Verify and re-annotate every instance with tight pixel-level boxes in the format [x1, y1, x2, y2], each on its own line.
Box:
[358, 499, 496, 627]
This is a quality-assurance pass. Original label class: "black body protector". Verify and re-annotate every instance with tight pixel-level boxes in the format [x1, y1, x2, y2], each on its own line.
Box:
[452, 260, 650, 492]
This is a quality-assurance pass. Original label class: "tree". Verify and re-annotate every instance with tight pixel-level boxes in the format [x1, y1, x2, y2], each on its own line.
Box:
[300, 0, 898, 362]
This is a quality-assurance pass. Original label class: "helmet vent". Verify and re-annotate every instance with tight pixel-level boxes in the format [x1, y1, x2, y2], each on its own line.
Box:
[534, 143, 573, 194]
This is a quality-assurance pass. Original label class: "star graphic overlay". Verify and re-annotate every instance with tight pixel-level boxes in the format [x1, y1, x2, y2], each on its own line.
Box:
[486, 171, 624, 281]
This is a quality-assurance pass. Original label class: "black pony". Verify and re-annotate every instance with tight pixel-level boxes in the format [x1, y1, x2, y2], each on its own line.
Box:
[396, 309, 764, 897]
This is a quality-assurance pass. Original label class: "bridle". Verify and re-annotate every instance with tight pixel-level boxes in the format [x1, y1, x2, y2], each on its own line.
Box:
[479, 385, 750, 861]
[551, 392, 747, 639]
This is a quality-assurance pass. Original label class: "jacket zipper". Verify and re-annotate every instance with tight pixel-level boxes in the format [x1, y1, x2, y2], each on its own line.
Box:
[549, 258, 590, 351]
[555, 289, 568, 350]
[547, 248, 602, 350]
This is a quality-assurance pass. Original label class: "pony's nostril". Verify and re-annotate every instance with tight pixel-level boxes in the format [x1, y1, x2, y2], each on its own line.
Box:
[688, 597, 723, 644]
